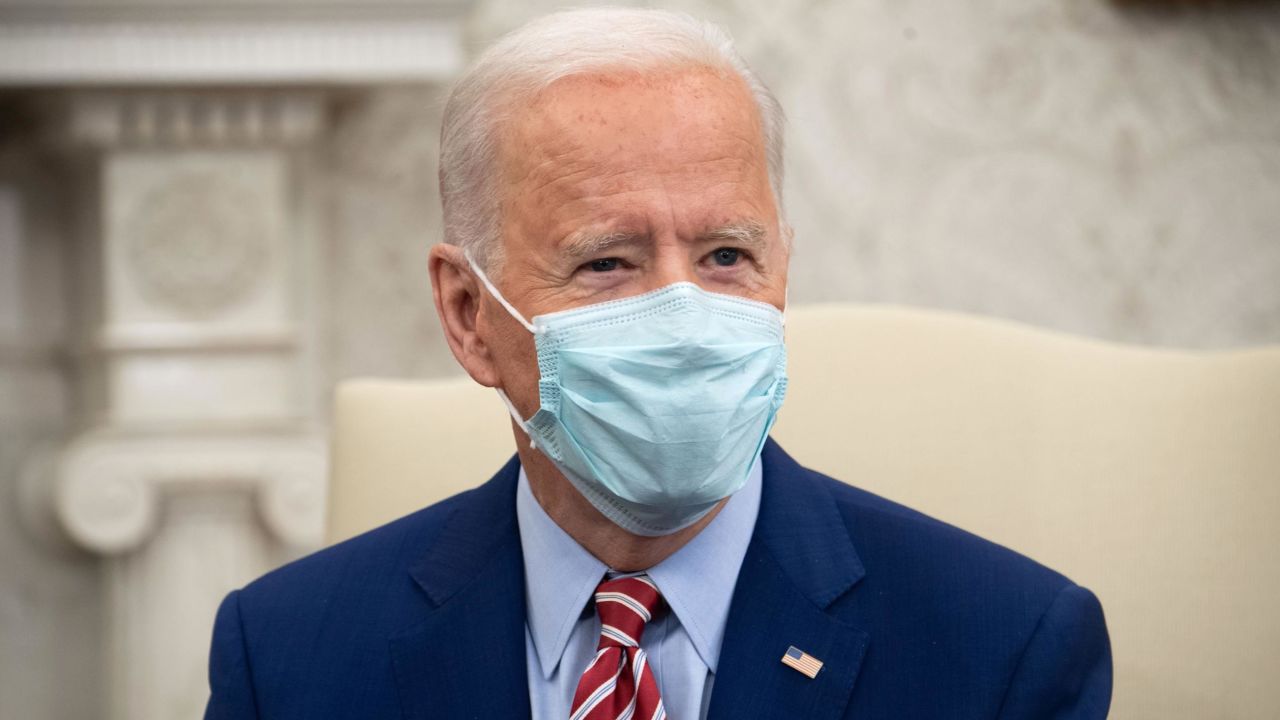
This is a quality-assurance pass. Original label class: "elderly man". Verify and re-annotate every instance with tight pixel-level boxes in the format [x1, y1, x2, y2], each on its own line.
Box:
[204, 8, 1111, 720]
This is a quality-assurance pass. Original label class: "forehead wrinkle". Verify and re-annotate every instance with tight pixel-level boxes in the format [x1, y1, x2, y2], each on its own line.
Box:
[506, 75, 766, 190]
[510, 149, 598, 203]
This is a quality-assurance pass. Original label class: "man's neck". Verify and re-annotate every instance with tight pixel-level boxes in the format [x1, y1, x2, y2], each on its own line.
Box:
[515, 441, 726, 572]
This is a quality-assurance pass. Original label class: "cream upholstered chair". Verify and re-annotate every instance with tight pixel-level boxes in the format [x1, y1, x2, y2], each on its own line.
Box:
[328, 304, 1280, 720]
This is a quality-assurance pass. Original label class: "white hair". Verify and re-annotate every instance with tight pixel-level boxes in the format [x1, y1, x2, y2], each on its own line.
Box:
[438, 6, 787, 274]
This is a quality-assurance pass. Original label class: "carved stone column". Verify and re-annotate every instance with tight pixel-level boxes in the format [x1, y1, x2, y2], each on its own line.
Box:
[1, 4, 472, 717]
[44, 90, 329, 720]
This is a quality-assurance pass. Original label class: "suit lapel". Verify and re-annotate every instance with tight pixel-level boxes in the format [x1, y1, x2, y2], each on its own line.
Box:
[708, 440, 870, 720]
[388, 456, 532, 719]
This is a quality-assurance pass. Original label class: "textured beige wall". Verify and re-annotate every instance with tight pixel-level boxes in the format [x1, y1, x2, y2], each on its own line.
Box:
[326, 0, 1280, 387]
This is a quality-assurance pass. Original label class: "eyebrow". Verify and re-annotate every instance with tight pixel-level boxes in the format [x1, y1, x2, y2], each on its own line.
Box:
[562, 230, 647, 262]
[561, 221, 769, 261]
[702, 221, 768, 254]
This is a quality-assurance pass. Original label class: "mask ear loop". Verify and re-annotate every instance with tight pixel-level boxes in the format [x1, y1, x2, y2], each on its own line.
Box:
[463, 250, 541, 449]
[464, 251, 538, 334]
[495, 387, 538, 450]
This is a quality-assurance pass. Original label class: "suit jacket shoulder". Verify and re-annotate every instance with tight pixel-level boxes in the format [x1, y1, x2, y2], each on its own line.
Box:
[205, 455, 525, 720]
[718, 442, 1112, 720]
[824, 469, 1076, 615]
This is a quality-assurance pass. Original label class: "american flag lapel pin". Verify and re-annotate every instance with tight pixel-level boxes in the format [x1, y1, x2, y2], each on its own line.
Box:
[781, 645, 823, 679]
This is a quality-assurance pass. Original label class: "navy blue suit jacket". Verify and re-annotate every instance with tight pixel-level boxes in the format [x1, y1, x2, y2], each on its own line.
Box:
[205, 439, 1111, 719]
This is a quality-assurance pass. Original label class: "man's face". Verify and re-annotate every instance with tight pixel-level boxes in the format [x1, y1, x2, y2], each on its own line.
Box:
[479, 66, 789, 418]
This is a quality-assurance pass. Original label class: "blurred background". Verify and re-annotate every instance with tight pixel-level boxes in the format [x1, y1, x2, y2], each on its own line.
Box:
[0, 0, 1277, 718]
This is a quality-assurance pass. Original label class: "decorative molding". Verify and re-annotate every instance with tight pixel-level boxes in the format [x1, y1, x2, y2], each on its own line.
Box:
[257, 454, 330, 547]
[0, 1, 473, 86]
[124, 171, 269, 316]
[57, 449, 155, 554]
[83, 144, 308, 425]
[94, 324, 298, 354]
[55, 432, 327, 554]
[59, 91, 327, 149]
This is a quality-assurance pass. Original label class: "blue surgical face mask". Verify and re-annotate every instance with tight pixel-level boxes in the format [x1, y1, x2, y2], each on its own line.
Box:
[467, 254, 788, 536]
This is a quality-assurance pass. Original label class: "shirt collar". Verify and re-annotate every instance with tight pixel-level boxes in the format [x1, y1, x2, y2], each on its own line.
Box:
[516, 460, 762, 678]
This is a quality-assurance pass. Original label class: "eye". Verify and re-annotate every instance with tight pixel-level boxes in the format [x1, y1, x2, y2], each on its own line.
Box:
[587, 258, 621, 272]
[711, 247, 741, 267]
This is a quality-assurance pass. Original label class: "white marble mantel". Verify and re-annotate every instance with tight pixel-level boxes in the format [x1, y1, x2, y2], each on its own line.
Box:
[0, 2, 472, 718]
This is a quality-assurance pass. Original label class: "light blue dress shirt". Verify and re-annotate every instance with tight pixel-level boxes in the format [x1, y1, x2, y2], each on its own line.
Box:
[516, 460, 762, 720]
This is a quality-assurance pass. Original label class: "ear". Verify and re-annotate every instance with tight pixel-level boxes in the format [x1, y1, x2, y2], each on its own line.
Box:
[428, 243, 501, 387]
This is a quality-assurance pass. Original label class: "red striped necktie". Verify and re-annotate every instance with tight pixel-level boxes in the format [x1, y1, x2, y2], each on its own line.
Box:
[570, 575, 668, 720]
